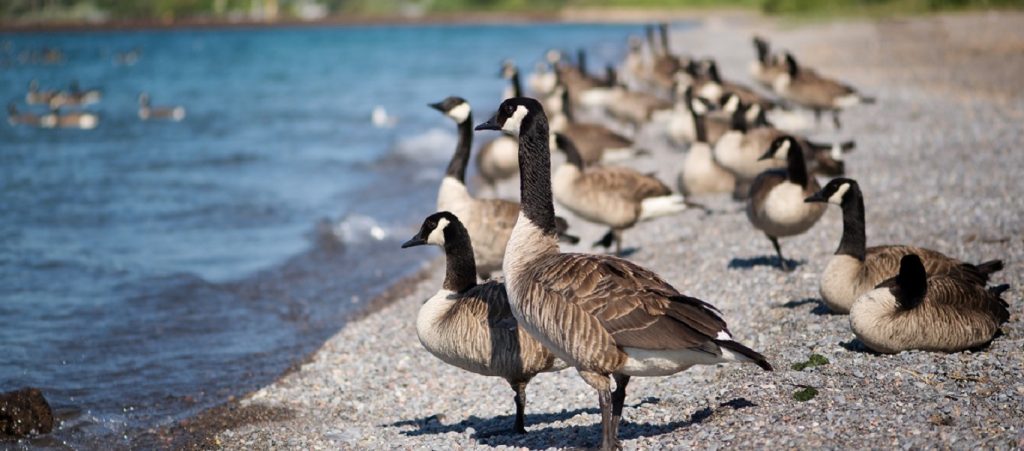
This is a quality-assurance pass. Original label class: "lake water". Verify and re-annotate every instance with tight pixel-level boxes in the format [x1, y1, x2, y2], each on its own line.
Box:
[0, 22, 658, 448]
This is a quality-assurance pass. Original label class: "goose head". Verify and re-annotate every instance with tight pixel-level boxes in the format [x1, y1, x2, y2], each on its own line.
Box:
[500, 59, 518, 79]
[428, 96, 471, 124]
[805, 177, 857, 205]
[758, 135, 799, 162]
[475, 97, 544, 137]
[401, 211, 460, 249]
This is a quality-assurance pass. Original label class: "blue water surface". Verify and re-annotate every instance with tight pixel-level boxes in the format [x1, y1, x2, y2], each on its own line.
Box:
[0, 22, 672, 448]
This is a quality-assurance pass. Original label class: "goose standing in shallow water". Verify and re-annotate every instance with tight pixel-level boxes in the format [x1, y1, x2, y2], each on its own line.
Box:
[746, 135, 826, 271]
[430, 96, 576, 278]
[551, 132, 688, 254]
[477, 97, 772, 451]
[851, 254, 1010, 354]
[804, 178, 1004, 313]
[401, 211, 566, 434]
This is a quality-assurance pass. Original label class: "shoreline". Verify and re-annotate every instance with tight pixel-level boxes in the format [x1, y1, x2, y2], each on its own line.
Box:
[174, 10, 1020, 449]
[0, 8, 753, 33]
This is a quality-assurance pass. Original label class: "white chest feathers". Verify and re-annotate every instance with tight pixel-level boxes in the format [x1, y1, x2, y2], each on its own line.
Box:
[437, 176, 472, 214]
[416, 289, 458, 358]
[762, 182, 823, 231]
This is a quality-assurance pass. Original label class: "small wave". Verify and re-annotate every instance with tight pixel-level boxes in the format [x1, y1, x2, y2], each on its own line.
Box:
[390, 127, 456, 163]
[309, 213, 398, 251]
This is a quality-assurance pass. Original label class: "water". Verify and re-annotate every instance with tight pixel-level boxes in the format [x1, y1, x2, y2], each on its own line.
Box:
[0, 22, 664, 448]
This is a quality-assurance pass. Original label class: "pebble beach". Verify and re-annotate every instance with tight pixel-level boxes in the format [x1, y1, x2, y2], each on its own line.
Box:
[205, 11, 1024, 450]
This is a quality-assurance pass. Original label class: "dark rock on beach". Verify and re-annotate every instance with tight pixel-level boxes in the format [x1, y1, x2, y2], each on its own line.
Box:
[0, 387, 55, 438]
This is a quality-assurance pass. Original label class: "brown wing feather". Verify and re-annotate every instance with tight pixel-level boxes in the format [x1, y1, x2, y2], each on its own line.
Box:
[921, 276, 1009, 326]
[867, 245, 990, 287]
[580, 166, 672, 201]
[532, 253, 728, 351]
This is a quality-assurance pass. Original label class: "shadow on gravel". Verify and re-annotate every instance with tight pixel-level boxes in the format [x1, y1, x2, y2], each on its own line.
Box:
[778, 298, 835, 316]
[727, 256, 803, 271]
[840, 339, 879, 354]
[392, 397, 756, 449]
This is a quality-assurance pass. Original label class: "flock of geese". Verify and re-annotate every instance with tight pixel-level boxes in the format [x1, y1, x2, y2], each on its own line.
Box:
[7, 79, 186, 129]
[397, 23, 1011, 449]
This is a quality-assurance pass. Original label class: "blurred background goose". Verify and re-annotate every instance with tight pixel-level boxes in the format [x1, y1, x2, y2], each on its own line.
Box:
[138, 92, 185, 121]
[774, 52, 875, 129]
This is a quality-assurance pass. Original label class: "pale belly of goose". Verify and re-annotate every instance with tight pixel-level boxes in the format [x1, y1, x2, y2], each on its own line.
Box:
[416, 290, 499, 376]
[752, 182, 825, 237]
[552, 166, 638, 228]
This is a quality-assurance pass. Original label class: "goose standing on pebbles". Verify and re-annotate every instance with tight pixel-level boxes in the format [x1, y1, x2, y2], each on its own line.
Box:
[430, 96, 576, 278]
[677, 93, 736, 195]
[851, 254, 1010, 354]
[477, 97, 772, 451]
[746, 135, 826, 271]
[774, 52, 875, 129]
[804, 178, 1004, 313]
[401, 211, 566, 434]
[474, 61, 523, 192]
[549, 85, 644, 165]
[551, 133, 688, 254]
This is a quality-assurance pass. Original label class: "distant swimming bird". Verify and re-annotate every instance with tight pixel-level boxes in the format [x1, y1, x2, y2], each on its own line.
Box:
[804, 178, 1004, 313]
[851, 254, 1010, 354]
[25, 80, 59, 106]
[476, 96, 772, 451]
[7, 103, 45, 127]
[371, 105, 397, 128]
[401, 211, 567, 434]
[49, 81, 102, 108]
[138, 93, 185, 121]
[746, 135, 825, 271]
[41, 108, 99, 130]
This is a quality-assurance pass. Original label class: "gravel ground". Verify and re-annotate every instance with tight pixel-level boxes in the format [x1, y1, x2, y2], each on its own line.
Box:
[212, 12, 1024, 450]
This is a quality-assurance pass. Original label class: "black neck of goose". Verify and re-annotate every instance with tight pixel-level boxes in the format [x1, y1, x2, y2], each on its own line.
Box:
[690, 104, 708, 144]
[836, 184, 867, 260]
[730, 106, 748, 133]
[560, 136, 585, 170]
[784, 143, 810, 187]
[441, 222, 478, 292]
[561, 88, 574, 123]
[510, 71, 522, 98]
[445, 114, 473, 182]
[518, 115, 558, 236]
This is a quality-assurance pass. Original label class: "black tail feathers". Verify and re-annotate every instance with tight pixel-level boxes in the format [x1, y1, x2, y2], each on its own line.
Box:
[716, 339, 773, 371]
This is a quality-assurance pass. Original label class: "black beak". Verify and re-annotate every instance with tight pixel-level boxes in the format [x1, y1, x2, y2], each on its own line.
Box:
[400, 236, 427, 249]
[428, 102, 445, 112]
[804, 192, 826, 203]
[475, 115, 500, 131]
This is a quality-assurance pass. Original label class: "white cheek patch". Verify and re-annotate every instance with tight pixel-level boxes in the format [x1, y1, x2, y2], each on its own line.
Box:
[723, 95, 741, 113]
[828, 183, 851, 205]
[502, 105, 528, 135]
[426, 218, 450, 246]
[447, 102, 471, 124]
[775, 139, 791, 160]
[690, 98, 707, 115]
[745, 104, 762, 122]
[830, 143, 844, 161]
[773, 73, 791, 92]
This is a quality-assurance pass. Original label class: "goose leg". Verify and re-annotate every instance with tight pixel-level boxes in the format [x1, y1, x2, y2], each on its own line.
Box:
[813, 108, 822, 127]
[511, 381, 528, 434]
[579, 371, 618, 451]
[831, 110, 842, 129]
[611, 374, 631, 440]
[767, 234, 790, 271]
[593, 228, 616, 250]
[613, 229, 623, 256]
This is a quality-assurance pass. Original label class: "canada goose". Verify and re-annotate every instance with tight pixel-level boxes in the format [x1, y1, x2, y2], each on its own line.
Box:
[138, 93, 186, 121]
[40, 108, 99, 130]
[646, 24, 686, 92]
[714, 102, 852, 187]
[851, 254, 1010, 354]
[677, 94, 736, 196]
[500, 59, 523, 100]
[49, 81, 102, 108]
[666, 87, 737, 146]
[692, 59, 776, 110]
[527, 58, 558, 97]
[553, 49, 609, 108]
[804, 178, 1005, 313]
[551, 133, 687, 254]
[549, 85, 644, 165]
[620, 35, 648, 89]
[7, 103, 45, 127]
[749, 36, 787, 89]
[746, 135, 826, 271]
[430, 96, 577, 278]
[774, 52, 875, 129]
[400, 211, 567, 434]
[476, 97, 772, 451]
[25, 80, 58, 105]
[603, 85, 673, 130]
